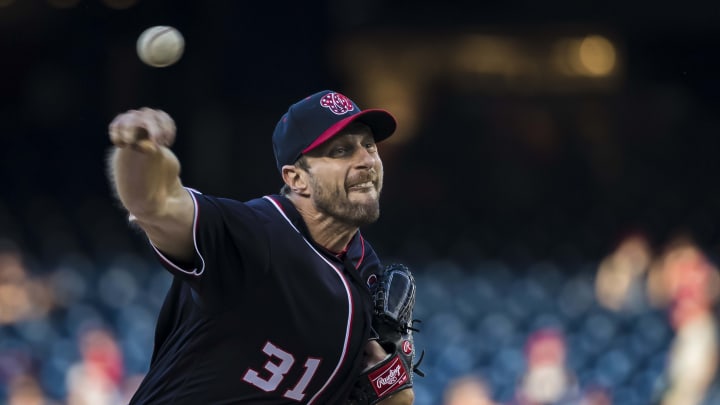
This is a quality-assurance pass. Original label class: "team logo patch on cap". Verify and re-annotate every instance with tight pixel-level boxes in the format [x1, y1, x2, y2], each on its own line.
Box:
[320, 92, 355, 115]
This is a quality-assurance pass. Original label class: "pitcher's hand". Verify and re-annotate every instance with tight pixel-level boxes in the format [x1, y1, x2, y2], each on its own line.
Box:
[109, 107, 176, 153]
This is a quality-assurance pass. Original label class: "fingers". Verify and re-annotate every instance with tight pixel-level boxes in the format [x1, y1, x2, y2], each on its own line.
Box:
[140, 107, 176, 146]
[108, 108, 176, 152]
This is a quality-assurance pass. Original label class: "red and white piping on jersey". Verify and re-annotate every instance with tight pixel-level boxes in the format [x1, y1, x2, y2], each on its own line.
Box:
[355, 233, 366, 269]
[263, 195, 354, 405]
[150, 188, 206, 276]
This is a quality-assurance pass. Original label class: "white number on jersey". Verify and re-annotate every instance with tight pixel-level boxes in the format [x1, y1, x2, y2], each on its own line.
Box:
[242, 341, 322, 402]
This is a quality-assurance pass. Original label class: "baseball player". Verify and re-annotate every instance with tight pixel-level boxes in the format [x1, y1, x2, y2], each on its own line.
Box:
[107, 90, 416, 404]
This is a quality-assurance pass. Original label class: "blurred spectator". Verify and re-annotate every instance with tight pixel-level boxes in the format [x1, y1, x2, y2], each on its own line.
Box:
[6, 373, 58, 405]
[647, 236, 719, 405]
[119, 373, 145, 404]
[443, 374, 497, 405]
[0, 239, 55, 324]
[65, 326, 125, 405]
[579, 385, 612, 405]
[595, 232, 652, 313]
[509, 328, 582, 405]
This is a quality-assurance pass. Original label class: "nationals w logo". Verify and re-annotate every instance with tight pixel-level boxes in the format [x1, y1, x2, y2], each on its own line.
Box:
[319, 92, 355, 115]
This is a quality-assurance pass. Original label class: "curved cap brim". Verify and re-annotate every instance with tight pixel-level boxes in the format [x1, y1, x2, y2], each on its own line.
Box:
[302, 109, 397, 154]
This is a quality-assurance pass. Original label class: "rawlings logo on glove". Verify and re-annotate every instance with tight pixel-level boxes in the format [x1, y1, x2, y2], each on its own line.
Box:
[348, 263, 424, 405]
[370, 357, 408, 396]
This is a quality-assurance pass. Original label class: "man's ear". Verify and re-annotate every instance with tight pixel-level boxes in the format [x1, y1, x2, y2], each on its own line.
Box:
[281, 165, 309, 195]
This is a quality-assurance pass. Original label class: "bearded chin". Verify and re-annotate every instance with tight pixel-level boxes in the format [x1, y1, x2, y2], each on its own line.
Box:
[314, 187, 381, 227]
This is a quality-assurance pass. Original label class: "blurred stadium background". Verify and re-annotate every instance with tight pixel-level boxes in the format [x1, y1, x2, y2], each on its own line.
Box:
[1, 1, 720, 404]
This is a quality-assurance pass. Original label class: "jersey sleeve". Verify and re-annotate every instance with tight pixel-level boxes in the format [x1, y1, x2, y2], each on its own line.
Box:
[150, 188, 270, 303]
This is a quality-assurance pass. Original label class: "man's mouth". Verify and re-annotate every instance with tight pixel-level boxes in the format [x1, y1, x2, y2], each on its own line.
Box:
[348, 181, 374, 191]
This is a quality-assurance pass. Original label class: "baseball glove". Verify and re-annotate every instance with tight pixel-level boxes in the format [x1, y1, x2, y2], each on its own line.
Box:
[348, 263, 425, 404]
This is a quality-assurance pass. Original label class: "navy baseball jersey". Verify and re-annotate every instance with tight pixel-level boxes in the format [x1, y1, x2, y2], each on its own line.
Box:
[129, 189, 381, 404]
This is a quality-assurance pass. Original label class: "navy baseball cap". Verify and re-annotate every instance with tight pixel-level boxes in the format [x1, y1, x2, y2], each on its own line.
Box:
[272, 90, 397, 172]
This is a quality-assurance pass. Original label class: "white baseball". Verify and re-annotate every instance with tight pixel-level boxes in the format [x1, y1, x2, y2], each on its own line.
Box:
[136, 26, 185, 68]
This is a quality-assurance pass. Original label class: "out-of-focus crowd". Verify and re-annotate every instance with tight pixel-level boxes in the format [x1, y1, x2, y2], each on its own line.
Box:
[1, 231, 719, 405]
[438, 233, 720, 405]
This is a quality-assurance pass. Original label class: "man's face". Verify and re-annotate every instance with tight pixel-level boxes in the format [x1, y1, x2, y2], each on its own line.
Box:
[302, 123, 384, 227]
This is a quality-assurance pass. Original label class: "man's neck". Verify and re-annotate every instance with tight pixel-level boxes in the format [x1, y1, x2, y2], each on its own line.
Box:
[287, 194, 357, 253]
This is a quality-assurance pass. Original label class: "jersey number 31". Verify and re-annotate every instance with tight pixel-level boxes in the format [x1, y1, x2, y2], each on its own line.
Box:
[242, 341, 321, 402]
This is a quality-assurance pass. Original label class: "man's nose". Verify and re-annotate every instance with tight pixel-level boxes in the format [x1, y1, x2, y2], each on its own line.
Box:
[354, 146, 377, 168]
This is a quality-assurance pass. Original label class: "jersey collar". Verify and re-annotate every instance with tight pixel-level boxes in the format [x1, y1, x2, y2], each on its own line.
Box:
[269, 194, 366, 268]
